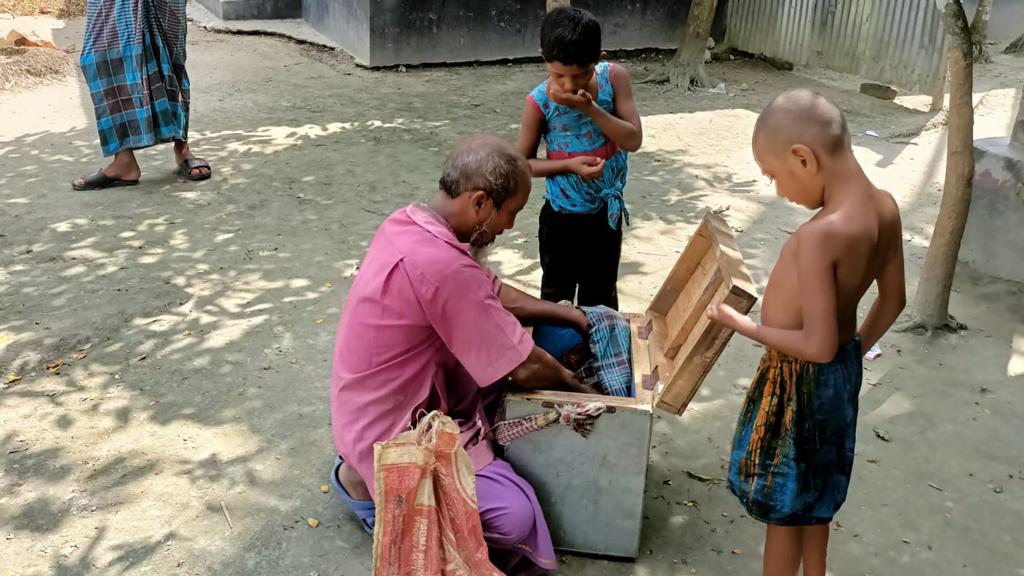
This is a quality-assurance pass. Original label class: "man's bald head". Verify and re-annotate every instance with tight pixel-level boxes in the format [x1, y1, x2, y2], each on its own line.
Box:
[439, 134, 531, 208]
[754, 90, 851, 159]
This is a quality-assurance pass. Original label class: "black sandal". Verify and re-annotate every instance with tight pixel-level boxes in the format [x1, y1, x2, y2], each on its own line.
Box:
[71, 170, 139, 191]
[177, 158, 212, 181]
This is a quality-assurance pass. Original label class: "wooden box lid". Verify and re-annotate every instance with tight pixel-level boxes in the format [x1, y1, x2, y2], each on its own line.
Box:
[641, 211, 758, 415]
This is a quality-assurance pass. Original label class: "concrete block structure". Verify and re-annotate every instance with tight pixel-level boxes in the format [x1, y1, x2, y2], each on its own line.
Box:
[197, 0, 300, 20]
[961, 90, 1024, 283]
[196, 0, 729, 67]
[301, 0, 715, 67]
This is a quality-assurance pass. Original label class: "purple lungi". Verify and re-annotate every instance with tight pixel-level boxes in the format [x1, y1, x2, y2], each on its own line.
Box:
[478, 459, 558, 575]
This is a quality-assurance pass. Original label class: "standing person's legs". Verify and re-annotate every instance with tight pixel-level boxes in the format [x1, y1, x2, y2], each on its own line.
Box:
[174, 140, 211, 179]
[71, 149, 143, 189]
[760, 523, 829, 576]
[576, 208, 622, 310]
[476, 459, 557, 575]
[539, 201, 580, 304]
[763, 525, 803, 576]
[74, 0, 209, 189]
[165, 0, 209, 181]
[800, 524, 829, 576]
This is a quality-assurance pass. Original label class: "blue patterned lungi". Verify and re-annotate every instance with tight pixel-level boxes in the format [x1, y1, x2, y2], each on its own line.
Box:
[728, 338, 863, 525]
[80, 0, 190, 156]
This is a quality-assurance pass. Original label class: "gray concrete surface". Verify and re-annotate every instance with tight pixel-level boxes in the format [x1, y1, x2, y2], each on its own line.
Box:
[187, 1, 339, 50]
[962, 137, 1024, 284]
[302, 0, 368, 64]
[195, 0, 300, 21]
[962, 0, 1024, 44]
[295, 0, 725, 68]
[1, 18, 1023, 576]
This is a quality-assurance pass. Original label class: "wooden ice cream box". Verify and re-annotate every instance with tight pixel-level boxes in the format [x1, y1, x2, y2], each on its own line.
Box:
[502, 212, 758, 558]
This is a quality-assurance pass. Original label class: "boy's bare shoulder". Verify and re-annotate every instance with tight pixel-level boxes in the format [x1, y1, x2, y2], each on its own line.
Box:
[874, 188, 902, 226]
[792, 205, 874, 259]
[795, 211, 845, 242]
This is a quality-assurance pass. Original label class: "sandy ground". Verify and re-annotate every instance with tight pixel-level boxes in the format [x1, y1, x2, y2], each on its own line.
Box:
[2, 17, 1023, 576]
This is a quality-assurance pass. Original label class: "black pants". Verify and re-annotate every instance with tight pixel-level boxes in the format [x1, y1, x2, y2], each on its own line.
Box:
[538, 201, 622, 310]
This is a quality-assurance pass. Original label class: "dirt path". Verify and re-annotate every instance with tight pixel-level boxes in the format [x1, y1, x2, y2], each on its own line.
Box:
[1, 20, 1022, 576]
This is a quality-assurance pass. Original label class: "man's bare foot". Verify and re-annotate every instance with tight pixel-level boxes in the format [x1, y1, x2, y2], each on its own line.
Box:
[72, 150, 141, 189]
[337, 462, 372, 501]
[174, 140, 211, 179]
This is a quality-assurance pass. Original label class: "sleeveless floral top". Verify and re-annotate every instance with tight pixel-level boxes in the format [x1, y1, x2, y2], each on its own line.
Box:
[528, 61, 629, 229]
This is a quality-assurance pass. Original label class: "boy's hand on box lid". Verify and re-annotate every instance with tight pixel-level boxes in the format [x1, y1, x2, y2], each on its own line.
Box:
[706, 302, 755, 337]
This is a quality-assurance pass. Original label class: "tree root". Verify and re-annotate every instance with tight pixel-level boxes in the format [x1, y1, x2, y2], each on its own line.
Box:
[670, 64, 712, 90]
[636, 65, 714, 90]
[895, 315, 967, 336]
[636, 71, 670, 85]
[973, 43, 992, 63]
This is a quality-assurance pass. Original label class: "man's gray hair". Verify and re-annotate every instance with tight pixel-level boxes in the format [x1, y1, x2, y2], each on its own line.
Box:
[439, 134, 530, 208]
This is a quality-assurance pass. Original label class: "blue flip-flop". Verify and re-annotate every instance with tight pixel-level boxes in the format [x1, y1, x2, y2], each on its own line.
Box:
[330, 455, 375, 535]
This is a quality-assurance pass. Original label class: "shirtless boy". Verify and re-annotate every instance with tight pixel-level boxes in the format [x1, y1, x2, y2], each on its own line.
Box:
[707, 89, 906, 576]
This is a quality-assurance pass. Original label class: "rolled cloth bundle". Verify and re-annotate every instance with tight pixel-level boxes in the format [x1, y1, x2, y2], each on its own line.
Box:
[532, 305, 634, 397]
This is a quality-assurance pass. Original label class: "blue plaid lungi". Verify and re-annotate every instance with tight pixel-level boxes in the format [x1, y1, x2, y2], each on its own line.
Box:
[80, 0, 190, 156]
[531, 305, 634, 397]
[577, 306, 633, 397]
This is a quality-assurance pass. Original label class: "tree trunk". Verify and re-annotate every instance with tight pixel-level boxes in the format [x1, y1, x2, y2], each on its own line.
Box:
[969, 0, 992, 63]
[930, 64, 947, 112]
[546, 0, 570, 11]
[667, 0, 719, 89]
[911, 0, 974, 331]
[1012, 80, 1024, 146]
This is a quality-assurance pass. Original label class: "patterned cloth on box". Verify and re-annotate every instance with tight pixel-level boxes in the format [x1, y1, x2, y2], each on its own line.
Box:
[80, 0, 190, 156]
[494, 402, 607, 447]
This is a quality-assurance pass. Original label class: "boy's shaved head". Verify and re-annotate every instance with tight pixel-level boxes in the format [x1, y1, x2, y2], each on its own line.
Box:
[754, 89, 851, 158]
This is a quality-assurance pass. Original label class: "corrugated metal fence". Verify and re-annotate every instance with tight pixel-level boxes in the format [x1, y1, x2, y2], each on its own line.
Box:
[726, 0, 948, 97]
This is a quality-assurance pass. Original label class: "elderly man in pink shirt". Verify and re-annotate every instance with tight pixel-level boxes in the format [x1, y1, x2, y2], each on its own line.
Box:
[329, 134, 592, 575]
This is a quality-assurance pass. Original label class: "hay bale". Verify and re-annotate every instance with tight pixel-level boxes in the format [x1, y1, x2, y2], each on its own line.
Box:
[0, 46, 76, 90]
[0, 0, 85, 17]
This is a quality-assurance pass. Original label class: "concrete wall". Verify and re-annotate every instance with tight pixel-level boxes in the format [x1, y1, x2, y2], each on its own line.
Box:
[302, 0, 729, 68]
[303, 0, 371, 64]
[368, 0, 546, 66]
[961, 0, 1024, 44]
[960, 137, 1024, 284]
[198, 0, 300, 20]
[574, 0, 689, 50]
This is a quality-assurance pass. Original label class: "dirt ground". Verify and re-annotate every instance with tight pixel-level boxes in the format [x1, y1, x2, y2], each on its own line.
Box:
[2, 16, 1023, 576]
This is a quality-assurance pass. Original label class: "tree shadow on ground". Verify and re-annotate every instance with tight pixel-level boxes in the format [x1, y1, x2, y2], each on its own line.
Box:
[2, 26, 1022, 575]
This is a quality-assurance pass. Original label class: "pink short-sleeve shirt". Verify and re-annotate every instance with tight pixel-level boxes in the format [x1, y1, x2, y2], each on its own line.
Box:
[331, 204, 533, 497]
